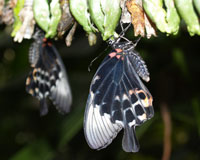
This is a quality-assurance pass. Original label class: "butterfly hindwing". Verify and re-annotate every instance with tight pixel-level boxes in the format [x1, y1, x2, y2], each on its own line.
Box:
[84, 47, 154, 152]
[44, 43, 72, 114]
[26, 36, 72, 115]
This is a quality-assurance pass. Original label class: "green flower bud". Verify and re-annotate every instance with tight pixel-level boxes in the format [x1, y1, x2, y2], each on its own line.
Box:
[46, 0, 61, 38]
[33, 0, 50, 33]
[11, 0, 25, 37]
[70, 0, 96, 33]
[174, 0, 200, 36]
[164, 0, 180, 35]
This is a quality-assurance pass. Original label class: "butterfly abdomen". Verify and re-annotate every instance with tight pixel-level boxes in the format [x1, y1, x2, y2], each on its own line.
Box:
[130, 51, 150, 82]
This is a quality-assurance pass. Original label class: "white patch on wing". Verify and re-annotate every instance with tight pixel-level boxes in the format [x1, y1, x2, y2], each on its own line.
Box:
[41, 70, 44, 75]
[36, 76, 44, 84]
[93, 106, 109, 143]
[84, 91, 123, 150]
[56, 78, 67, 97]
[138, 113, 147, 121]
[131, 100, 140, 108]
[50, 72, 72, 113]
[55, 79, 59, 86]
[45, 71, 49, 77]
[128, 120, 136, 127]
[59, 72, 63, 78]
[46, 81, 50, 87]
[35, 88, 39, 93]
[92, 75, 100, 85]
[116, 120, 124, 126]
[102, 113, 116, 137]
[115, 95, 120, 101]
[44, 91, 49, 97]
[122, 94, 129, 101]
[50, 75, 55, 80]
[38, 92, 43, 99]
[50, 85, 55, 91]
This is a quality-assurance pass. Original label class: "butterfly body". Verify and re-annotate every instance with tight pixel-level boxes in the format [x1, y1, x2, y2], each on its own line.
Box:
[84, 40, 153, 152]
[26, 32, 72, 116]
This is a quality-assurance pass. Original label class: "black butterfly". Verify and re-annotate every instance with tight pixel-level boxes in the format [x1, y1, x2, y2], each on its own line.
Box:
[26, 31, 72, 116]
[84, 39, 154, 152]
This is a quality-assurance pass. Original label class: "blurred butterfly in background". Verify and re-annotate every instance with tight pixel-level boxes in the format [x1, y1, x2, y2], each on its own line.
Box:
[84, 37, 154, 152]
[26, 30, 72, 116]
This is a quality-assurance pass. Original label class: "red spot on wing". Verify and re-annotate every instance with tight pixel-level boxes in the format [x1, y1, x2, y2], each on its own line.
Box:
[115, 48, 122, 53]
[47, 42, 52, 46]
[43, 38, 47, 42]
[116, 55, 121, 59]
[109, 52, 117, 58]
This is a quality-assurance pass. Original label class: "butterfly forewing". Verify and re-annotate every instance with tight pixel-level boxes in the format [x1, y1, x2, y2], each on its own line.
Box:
[84, 52, 124, 149]
[84, 46, 154, 152]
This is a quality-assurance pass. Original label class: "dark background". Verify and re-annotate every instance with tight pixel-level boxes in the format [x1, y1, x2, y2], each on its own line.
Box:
[0, 24, 200, 160]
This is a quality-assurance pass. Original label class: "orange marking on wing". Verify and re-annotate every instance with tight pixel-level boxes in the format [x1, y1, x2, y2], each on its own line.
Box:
[29, 89, 34, 95]
[129, 89, 135, 95]
[142, 97, 150, 108]
[26, 77, 31, 85]
[31, 64, 35, 67]
[135, 89, 152, 107]
[147, 95, 153, 106]
[33, 69, 37, 81]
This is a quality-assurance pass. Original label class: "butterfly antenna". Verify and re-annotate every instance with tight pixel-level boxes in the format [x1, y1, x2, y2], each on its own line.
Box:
[119, 21, 132, 37]
[88, 45, 109, 72]
[32, 27, 45, 41]
[133, 37, 141, 47]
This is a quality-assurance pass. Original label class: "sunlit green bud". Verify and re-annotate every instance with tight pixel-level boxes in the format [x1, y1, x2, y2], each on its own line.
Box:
[88, 0, 104, 33]
[33, 0, 50, 33]
[164, 0, 180, 35]
[101, 0, 121, 40]
[46, 0, 61, 38]
[143, 0, 169, 33]
[11, 0, 25, 37]
[174, 0, 200, 36]
[194, 0, 200, 16]
[70, 0, 96, 33]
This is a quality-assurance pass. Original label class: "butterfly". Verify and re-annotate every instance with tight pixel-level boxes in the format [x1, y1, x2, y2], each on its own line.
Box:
[26, 30, 72, 116]
[84, 38, 154, 152]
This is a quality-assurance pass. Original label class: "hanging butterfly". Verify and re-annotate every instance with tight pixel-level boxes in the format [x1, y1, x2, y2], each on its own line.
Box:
[26, 30, 72, 116]
[84, 37, 154, 152]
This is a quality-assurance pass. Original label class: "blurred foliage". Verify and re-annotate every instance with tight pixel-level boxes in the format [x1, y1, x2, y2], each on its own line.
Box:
[0, 22, 200, 160]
